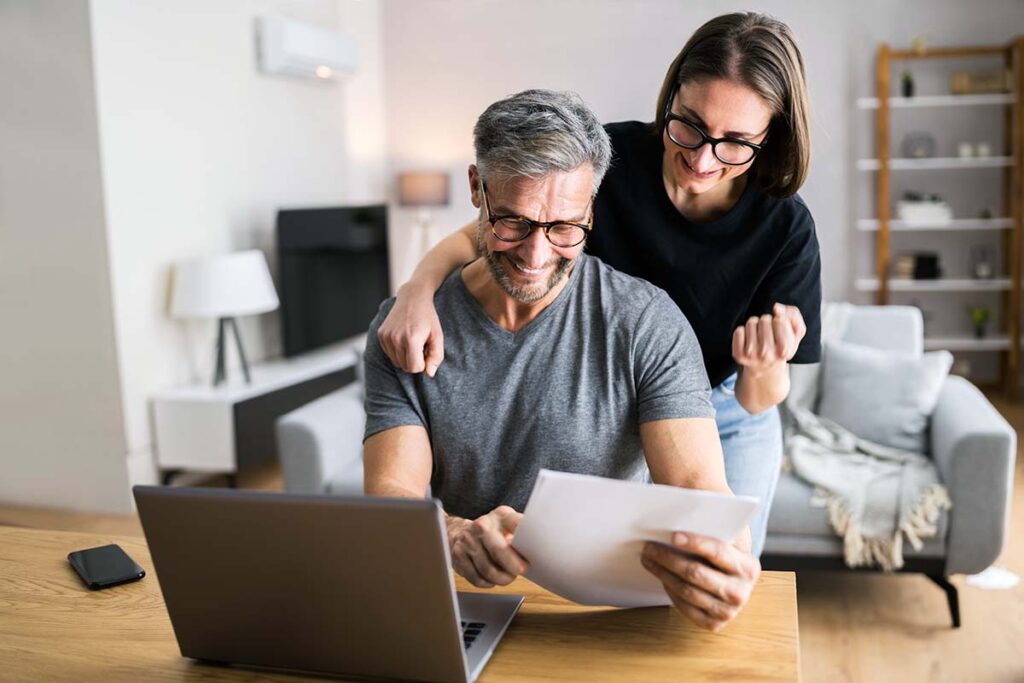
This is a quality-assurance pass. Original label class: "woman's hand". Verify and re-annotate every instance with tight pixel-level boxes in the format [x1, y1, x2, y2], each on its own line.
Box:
[731, 303, 805, 413]
[731, 303, 806, 374]
[377, 284, 445, 377]
[641, 532, 761, 632]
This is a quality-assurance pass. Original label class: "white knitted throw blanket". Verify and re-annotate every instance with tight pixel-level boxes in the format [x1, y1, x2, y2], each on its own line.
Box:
[782, 303, 952, 571]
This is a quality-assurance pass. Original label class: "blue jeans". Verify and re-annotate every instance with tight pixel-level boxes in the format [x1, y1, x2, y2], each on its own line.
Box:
[714, 373, 782, 558]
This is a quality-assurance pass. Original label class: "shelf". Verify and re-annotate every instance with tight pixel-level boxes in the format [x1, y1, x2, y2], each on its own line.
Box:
[856, 218, 1013, 231]
[856, 93, 1016, 109]
[857, 156, 1014, 171]
[854, 278, 1012, 292]
[924, 335, 1011, 352]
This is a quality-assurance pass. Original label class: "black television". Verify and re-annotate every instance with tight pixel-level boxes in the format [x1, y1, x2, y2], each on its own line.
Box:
[276, 205, 390, 357]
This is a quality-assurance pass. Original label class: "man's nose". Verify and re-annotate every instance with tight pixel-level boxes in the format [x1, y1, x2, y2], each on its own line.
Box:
[517, 227, 552, 267]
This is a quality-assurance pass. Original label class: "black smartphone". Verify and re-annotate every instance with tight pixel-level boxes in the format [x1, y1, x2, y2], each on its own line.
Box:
[67, 544, 146, 590]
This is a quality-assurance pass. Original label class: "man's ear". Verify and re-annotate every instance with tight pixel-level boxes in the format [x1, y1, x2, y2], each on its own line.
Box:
[468, 165, 482, 209]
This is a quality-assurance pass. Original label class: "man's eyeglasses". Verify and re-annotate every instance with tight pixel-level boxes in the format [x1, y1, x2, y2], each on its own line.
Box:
[479, 182, 593, 248]
[663, 102, 766, 166]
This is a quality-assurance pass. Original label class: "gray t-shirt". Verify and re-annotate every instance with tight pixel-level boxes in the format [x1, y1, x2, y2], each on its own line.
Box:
[363, 253, 713, 520]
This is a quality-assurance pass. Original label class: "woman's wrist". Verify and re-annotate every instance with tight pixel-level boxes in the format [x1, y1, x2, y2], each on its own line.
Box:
[397, 277, 436, 303]
[738, 358, 787, 382]
[735, 361, 790, 413]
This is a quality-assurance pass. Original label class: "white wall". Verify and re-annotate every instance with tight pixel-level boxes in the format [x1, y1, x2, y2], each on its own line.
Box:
[381, 0, 851, 298]
[0, 0, 131, 513]
[381, 0, 1024, 310]
[88, 0, 387, 486]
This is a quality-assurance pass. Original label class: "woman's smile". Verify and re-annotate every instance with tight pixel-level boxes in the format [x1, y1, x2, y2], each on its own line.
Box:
[676, 151, 721, 182]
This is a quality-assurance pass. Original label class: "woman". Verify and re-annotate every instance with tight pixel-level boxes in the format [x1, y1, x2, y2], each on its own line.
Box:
[376, 12, 821, 558]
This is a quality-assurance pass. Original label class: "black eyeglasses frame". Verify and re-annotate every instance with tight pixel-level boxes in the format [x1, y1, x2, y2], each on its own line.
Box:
[662, 97, 766, 166]
[479, 181, 594, 248]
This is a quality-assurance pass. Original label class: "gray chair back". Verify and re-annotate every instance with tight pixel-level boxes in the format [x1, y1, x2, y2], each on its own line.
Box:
[840, 305, 923, 355]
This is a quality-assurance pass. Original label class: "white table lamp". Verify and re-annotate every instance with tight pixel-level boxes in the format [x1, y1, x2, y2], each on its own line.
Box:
[398, 171, 450, 259]
[171, 250, 279, 386]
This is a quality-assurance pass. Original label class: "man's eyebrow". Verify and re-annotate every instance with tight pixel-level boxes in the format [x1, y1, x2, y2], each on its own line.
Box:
[678, 104, 763, 140]
[490, 202, 516, 215]
[492, 204, 591, 224]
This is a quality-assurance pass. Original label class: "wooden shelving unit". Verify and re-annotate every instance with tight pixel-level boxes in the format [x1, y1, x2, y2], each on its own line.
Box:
[862, 39, 1024, 395]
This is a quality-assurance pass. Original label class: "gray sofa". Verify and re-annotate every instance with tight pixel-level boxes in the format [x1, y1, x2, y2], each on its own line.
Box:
[761, 305, 1016, 628]
[275, 306, 1016, 627]
[276, 381, 365, 496]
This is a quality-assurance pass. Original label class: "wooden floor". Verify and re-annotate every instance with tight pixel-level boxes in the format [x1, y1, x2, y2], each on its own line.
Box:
[2, 401, 1023, 682]
[798, 392, 1024, 683]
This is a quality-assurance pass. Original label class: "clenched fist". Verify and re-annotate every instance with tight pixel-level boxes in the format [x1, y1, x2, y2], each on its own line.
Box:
[731, 303, 806, 373]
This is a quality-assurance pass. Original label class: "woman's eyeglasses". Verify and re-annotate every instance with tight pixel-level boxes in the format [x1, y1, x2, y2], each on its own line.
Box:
[663, 108, 765, 166]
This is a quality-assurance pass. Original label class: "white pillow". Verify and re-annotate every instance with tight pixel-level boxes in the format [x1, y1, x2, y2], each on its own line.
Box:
[817, 341, 952, 453]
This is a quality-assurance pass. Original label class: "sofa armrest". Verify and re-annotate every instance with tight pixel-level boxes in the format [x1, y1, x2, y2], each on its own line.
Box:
[930, 375, 1016, 575]
[275, 383, 366, 495]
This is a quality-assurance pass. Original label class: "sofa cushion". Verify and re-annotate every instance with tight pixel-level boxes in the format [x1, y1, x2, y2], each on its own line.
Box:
[763, 532, 947, 559]
[767, 471, 949, 544]
[817, 341, 952, 453]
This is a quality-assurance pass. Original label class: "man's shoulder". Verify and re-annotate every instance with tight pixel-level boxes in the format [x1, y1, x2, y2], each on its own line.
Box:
[579, 252, 659, 292]
[367, 296, 398, 336]
[369, 268, 467, 335]
[576, 254, 676, 319]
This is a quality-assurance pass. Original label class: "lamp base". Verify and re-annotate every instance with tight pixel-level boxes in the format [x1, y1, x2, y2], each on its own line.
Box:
[212, 316, 252, 387]
[416, 209, 433, 258]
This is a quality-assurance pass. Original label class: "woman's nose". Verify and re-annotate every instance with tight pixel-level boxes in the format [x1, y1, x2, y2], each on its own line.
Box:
[689, 142, 719, 173]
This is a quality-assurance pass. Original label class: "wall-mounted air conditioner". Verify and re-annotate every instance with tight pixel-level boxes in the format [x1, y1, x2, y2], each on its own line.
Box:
[256, 15, 357, 81]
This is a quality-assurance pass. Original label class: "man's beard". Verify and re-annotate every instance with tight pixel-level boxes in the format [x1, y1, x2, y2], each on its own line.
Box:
[477, 225, 575, 304]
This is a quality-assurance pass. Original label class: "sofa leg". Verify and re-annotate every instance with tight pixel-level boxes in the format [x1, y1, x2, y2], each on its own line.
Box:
[926, 574, 961, 628]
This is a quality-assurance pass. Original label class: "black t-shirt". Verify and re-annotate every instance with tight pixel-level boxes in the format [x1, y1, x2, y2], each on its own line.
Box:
[589, 121, 822, 389]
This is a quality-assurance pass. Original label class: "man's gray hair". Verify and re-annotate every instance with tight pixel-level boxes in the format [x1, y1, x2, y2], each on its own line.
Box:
[473, 89, 611, 193]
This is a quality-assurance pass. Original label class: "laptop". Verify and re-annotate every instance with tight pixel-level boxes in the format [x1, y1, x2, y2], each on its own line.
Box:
[133, 486, 523, 683]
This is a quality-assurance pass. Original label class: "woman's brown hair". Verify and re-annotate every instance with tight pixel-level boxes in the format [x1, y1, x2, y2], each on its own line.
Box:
[654, 12, 811, 197]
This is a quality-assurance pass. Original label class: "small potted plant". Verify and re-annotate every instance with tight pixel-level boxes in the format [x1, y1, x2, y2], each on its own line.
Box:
[970, 306, 991, 339]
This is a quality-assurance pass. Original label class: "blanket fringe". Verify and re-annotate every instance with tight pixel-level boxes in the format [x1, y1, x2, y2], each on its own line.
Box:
[900, 483, 952, 552]
[815, 484, 953, 571]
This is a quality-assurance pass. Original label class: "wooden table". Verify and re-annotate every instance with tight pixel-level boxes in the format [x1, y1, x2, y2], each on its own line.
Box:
[0, 526, 800, 682]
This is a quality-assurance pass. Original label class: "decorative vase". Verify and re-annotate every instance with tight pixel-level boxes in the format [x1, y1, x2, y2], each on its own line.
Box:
[901, 71, 915, 98]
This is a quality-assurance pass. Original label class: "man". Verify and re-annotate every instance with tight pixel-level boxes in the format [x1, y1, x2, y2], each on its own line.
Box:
[363, 90, 759, 631]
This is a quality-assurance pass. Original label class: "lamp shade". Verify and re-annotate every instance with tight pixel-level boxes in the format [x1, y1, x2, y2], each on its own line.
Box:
[397, 171, 449, 207]
[171, 250, 279, 319]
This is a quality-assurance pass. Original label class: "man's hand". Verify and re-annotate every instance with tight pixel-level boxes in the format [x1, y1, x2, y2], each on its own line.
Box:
[377, 285, 445, 377]
[731, 303, 806, 374]
[447, 506, 529, 588]
[641, 532, 761, 632]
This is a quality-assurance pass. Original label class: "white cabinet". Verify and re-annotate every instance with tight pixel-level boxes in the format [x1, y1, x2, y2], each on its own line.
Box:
[152, 336, 364, 484]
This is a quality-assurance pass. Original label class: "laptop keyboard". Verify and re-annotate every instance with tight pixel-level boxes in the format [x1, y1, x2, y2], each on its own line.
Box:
[461, 621, 486, 649]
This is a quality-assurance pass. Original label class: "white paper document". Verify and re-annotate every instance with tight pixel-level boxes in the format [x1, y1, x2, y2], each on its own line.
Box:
[512, 469, 759, 608]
